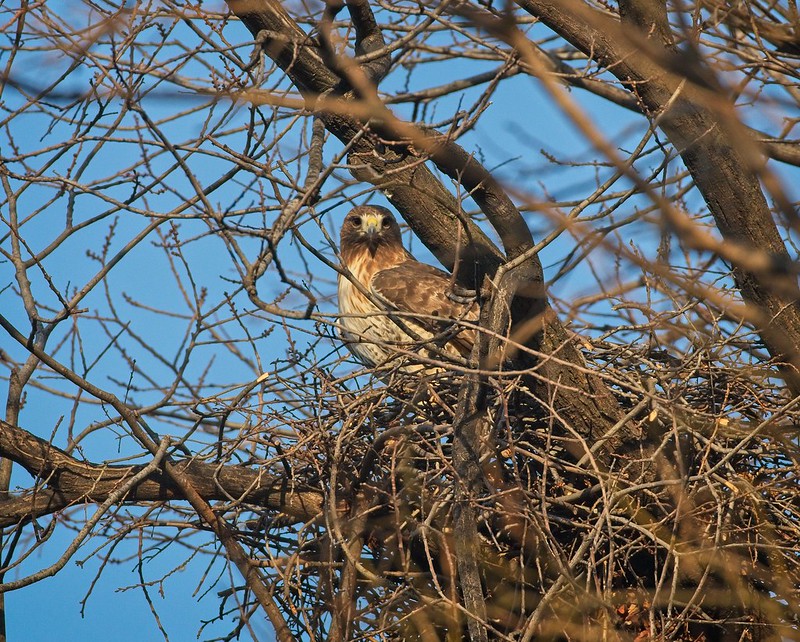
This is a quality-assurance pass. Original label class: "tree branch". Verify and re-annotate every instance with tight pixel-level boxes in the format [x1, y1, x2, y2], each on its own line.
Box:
[516, 0, 800, 393]
[0, 419, 327, 528]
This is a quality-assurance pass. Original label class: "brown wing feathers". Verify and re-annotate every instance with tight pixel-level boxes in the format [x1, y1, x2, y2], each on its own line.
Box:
[370, 262, 477, 356]
[337, 205, 477, 368]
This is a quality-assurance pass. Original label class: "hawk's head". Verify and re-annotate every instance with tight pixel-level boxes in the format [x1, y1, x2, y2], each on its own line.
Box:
[340, 205, 403, 258]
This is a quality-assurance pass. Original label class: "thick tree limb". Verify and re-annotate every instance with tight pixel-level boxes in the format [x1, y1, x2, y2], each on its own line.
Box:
[452, 377, 490, 642]
[0, 419, 326, 528]
[345, 0, 391, 82]
[516, 0, 800, 394]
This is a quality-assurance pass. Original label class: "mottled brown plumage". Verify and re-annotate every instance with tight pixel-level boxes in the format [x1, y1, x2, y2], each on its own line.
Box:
[337, 205, 478, 371]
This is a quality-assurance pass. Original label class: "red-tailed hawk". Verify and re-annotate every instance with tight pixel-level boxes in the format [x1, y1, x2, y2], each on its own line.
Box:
[337, 205, 478, 372]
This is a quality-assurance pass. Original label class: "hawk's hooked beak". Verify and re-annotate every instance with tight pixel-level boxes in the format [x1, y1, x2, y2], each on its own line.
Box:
[362, 213, 382, 255]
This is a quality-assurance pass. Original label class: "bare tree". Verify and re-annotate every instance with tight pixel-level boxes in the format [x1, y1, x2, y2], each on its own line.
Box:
[1, 0, 799, 640]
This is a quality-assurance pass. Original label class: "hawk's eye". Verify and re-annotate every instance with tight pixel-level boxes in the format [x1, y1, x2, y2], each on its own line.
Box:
[382, 216, 391, 227]
[350, 216, 362, 227]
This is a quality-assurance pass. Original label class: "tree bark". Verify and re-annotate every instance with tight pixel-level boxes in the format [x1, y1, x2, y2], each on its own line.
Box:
[0, 419, 327, 527]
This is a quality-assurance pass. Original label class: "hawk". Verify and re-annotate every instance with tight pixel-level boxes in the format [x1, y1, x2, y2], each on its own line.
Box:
[337, 205, 478, 372]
